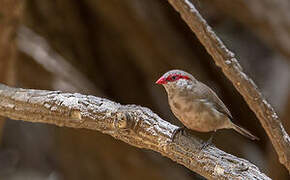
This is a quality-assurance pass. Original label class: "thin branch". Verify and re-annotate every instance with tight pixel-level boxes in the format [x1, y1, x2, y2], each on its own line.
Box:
[167, 0, 290, 171]
[0, 84, 270, 180]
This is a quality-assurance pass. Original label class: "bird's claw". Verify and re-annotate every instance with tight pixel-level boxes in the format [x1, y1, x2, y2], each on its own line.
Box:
[201, 133, 214, 149]
[171, 126, 185, 141]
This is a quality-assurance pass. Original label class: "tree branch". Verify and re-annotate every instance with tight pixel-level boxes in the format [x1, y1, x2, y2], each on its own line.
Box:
[0, 84, 270, 179]
[167, 0, 290, 171]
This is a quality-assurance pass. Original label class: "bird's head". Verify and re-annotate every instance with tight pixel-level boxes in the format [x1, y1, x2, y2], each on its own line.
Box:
[155, 70, 196, 92]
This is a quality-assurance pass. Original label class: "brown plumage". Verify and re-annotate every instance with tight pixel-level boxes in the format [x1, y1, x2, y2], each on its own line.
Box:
[156, 69, 258, 140]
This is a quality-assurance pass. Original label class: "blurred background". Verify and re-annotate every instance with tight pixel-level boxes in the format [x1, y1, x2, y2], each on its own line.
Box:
[0, 0, 289, 179]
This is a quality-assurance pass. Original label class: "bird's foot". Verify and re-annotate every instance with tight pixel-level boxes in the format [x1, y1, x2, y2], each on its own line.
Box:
[201, 133, 214, 149]
[171, 126, 185, 142]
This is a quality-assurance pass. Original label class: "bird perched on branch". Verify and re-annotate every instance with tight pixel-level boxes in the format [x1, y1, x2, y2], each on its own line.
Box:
[156, 69, 258, 141]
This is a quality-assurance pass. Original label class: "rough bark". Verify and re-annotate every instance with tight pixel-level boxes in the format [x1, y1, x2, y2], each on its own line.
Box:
[167, 0, 290, 171]
[0, 84, 270, 180]
[21, 1, 210, 178]
[18, 0, 288, 178]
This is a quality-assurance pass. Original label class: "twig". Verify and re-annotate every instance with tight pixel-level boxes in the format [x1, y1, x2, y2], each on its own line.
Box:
[0, 84, 270, 179]
[167, 0, 290, 171]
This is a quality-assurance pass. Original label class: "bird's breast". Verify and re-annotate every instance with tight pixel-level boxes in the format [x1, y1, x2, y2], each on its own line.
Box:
[169, 94, 228, 132]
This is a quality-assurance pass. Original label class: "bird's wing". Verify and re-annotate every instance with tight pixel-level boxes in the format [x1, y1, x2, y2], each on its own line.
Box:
[195, 82, 233, 119]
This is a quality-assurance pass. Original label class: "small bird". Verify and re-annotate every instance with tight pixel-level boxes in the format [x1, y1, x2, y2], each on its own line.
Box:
[156, 69, 258, 141]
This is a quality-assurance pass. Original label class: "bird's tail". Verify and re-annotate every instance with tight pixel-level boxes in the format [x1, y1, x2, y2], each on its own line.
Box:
[232, 123, 259, 140]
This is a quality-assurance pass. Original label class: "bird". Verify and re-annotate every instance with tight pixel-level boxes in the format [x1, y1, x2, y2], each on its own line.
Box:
[155, 69, 259, 142]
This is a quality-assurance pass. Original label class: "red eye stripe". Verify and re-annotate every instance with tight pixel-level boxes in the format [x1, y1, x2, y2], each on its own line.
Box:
[181, 75, 190, 80]
[165, 74, 177, 81]
[166, 74, 190, 82]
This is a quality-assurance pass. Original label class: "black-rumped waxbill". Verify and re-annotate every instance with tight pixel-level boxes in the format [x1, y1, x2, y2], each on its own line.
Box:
[156, 69, 258, 141]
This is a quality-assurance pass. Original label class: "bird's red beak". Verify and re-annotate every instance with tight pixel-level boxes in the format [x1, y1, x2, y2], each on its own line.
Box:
[155, 77, 166, 84]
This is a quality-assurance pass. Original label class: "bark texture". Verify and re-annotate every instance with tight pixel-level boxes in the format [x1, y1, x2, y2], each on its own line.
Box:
[0, 84, 270, 180]
[167, 0, 290, 171]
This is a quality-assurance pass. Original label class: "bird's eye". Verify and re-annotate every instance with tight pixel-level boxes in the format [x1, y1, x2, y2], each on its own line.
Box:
[171, 75, 178, 80]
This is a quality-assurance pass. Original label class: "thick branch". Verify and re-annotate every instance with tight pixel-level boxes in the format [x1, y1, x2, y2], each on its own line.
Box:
[167, 0, 290, 171]
[0, 84, 270, 180]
